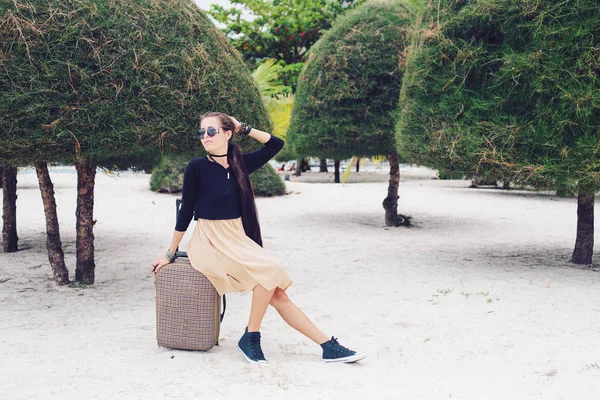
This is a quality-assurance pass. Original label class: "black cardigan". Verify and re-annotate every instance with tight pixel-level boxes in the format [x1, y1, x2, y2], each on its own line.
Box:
[175, 135, 284, 232]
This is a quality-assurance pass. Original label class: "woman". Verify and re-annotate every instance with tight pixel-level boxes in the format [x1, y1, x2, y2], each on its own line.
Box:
[152, 112, 366, 364]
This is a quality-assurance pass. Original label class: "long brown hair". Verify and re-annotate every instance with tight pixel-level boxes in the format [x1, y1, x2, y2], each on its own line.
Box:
[200, 112, 263, 247]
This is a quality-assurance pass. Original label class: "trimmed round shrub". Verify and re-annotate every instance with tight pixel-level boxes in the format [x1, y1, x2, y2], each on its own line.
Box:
[397, 0, 600, 189]
[149, 155, 188, 193]
[287, 0, 414, 160]
[0, 0, 271, 168]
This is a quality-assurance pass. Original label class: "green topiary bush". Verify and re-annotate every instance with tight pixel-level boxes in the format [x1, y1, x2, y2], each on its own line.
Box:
[287, 0, 413, 160]
[0, 0, 272, 168]
[249, 163, 286, 197]
[149, 155, 188, 193]
[397, 0, 600, 190]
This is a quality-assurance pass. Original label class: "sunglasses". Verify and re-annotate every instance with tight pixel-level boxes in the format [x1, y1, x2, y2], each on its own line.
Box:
[196, 126, 221, 140]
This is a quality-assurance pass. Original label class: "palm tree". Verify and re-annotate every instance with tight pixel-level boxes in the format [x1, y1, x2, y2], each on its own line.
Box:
[252, 59, 296, 162]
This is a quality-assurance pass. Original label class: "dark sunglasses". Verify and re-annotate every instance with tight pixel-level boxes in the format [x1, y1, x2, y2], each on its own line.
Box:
[196, 126, 221, 140]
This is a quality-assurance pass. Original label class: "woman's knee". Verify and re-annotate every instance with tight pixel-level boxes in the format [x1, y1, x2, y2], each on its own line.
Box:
[269, 287, 289, 308]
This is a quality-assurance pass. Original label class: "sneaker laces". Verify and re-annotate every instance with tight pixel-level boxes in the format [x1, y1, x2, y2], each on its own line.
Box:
[248, 334, 265, 360]
[328, 337, 354, 355]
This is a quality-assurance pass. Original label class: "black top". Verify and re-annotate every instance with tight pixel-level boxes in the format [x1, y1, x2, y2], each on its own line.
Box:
[175, 135, 284, 232]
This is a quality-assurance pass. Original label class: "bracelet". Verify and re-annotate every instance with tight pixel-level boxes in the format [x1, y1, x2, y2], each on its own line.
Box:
[166, 249, 176, 262]
[237, 122, 252, 136]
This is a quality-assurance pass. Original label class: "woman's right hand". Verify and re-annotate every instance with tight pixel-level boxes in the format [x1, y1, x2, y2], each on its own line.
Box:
[152, 255, 172, 276]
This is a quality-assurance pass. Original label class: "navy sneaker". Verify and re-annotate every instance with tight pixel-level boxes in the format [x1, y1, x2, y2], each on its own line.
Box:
[321, 336, 367, 363]
[237, 327, 268, 364]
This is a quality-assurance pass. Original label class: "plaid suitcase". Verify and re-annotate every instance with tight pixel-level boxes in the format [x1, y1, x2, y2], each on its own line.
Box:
[155, 256, 226, 350]
[154, 198, 226, 351]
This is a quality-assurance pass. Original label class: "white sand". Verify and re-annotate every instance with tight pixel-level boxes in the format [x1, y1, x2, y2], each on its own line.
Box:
[1, 167, 599, 400]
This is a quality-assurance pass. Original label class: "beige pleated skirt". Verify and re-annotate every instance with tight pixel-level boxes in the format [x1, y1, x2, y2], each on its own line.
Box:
[186, 217, 293, 296]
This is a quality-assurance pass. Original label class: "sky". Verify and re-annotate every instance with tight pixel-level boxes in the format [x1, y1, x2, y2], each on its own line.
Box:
[193, 0, 231, 10]
[193, 0, 254, 24]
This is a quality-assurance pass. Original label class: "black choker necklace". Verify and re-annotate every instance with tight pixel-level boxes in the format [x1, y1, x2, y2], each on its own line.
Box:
[208, 153, 227, 158]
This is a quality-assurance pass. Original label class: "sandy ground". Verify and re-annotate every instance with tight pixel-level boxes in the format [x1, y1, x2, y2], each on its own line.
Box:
[1, 167, 599, 400]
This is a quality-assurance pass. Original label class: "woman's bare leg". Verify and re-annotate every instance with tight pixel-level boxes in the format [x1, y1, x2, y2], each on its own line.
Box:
[247, 284, 276, 332]
[270, 287, 329, 344]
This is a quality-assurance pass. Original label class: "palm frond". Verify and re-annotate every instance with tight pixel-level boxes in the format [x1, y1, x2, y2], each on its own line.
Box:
[252, 59, 287, 96]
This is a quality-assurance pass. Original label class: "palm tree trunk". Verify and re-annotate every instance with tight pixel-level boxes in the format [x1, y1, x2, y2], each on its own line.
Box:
[75, 161, 96, 284]
[571, 190, 594, 264]
[2, 166, 18, 253]
[35, 162, 70, 285]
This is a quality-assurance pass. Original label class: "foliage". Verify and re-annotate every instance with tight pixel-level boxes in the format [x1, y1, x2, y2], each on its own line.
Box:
[207, 0, 365, 91]
[149, 155, 188, 192]
[248, 162, 286, 196]
[265, 94, 294, 138]
[0, 0, 271, 170]
[278, 61, 305, 94]
[252, 58, 291, 96]
[397, 0, 600, 191]
[287, 0, 414, 160]
[266, 93, 296, 161]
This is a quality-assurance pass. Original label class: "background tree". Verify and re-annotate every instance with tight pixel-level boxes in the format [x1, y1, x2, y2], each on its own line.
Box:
[207, 0, 365, 91]
[397, 0, 600, 264]
[0, 0, 271, 284]
[287, 0, 414, 226]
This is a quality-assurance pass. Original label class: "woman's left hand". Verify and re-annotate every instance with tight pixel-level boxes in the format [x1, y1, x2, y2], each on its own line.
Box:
[230, 116, 241, 132]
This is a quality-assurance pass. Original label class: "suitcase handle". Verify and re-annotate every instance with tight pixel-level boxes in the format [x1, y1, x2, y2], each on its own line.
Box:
[221, 295, 226, 323]
[176, 199, 183, 253]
